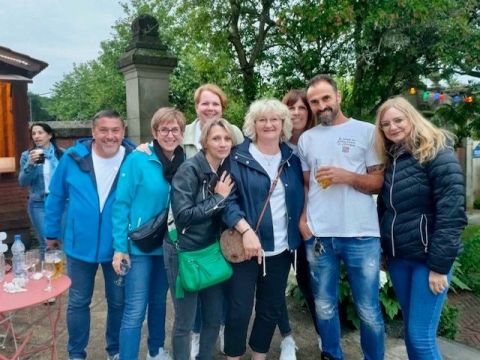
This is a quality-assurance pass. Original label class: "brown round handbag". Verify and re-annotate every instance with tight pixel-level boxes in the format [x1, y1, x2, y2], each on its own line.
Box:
[220, 164, 285, 263]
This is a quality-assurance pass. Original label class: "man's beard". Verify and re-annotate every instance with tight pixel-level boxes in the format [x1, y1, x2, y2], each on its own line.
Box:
[316, 107, 338, 126]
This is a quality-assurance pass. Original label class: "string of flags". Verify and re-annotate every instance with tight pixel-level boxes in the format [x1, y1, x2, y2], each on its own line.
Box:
[408, 87, 474, 104]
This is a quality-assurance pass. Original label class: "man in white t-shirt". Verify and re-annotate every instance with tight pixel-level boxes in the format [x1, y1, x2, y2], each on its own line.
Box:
[45, 110, 136, 360]
[298, 75, 385, 360]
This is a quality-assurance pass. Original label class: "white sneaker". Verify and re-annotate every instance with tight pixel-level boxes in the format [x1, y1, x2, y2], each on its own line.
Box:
[190, 332, 200, 360]
[279, 335, 297, 360]
[218, 325, 225, 353]
[146, 347, 172, 360]
[107, 354, 119, 360]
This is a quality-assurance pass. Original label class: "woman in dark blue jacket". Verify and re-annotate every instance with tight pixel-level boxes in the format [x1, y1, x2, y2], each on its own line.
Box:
[222, 99, 304, 360]
[375, 96, 467, 360]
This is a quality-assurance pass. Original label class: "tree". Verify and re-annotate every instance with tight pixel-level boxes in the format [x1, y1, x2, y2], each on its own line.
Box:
[28, 92, 56, 122]
[46, 0, 479, 123]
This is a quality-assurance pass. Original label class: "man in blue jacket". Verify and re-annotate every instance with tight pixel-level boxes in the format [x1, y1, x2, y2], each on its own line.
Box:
[44, 110, 136, 360]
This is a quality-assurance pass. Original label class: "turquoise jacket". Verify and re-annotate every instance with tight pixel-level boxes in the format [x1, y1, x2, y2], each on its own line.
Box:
[112, 145, 170, 256]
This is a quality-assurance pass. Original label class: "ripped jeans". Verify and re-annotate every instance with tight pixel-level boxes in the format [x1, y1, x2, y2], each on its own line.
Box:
[305, 237, 385, 360]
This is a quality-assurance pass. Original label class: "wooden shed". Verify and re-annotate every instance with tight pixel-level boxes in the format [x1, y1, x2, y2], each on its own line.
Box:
[0, 46, 47, 244]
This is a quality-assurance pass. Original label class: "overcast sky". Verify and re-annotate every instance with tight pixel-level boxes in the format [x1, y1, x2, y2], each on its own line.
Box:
[0, 0, 125, 95]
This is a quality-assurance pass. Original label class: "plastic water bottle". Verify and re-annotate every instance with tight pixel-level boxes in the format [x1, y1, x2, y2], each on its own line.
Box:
[11, 234, 26, 280]
[0, 253, 4, 282]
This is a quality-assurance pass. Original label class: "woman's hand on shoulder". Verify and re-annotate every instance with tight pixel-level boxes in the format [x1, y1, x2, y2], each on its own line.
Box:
[214, 171, 234, 198]
[135, 142, 151, 154]
[428, 270, 449, 295]
[112, 252, 130, 274]
[242, 229, 263, 264]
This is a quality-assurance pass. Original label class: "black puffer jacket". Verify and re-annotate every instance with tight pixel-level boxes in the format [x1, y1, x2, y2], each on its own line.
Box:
[171, 150, 227, 251]
[378, 146, 467, 274]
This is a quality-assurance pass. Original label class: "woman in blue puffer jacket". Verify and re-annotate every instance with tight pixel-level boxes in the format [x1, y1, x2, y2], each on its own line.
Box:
[375, 96, 467, 360]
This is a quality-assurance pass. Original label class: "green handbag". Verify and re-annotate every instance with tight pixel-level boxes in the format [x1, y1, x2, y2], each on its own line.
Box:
[175, 241, 233, 299]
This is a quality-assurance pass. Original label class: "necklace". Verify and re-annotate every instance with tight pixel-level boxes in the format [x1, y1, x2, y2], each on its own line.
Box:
[261, 152, 279, 166]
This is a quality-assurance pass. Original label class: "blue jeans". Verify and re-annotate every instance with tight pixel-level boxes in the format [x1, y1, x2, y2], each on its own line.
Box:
[67, 256, 124, 359]
[306, 237, 385, 360]
[119, 254, 169, 360]
[388, 257, 451, 360]
[28, 199, 46, 257]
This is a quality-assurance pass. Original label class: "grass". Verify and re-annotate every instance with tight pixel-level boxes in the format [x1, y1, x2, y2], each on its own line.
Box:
[459, 224, 480, 295]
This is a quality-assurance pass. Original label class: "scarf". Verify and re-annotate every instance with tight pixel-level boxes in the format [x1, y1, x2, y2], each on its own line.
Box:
[153, 140, 185, 183]
[44, 143, 59, 174]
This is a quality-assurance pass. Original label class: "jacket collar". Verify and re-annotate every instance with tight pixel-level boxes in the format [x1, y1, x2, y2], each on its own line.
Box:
[193, 150, 216, 175]
[183, 119, 199, 147]
[68, 137, 136, 172]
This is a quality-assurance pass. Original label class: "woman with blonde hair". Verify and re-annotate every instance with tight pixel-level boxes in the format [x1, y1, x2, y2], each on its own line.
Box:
[223, 99, 304, 360]
[375, 96, 467, 359]
[167, 117, 236, 360]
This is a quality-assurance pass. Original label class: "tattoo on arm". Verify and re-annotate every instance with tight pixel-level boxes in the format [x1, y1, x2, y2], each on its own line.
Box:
[366, 164, 384, 174]
[353, 164, 384, 194]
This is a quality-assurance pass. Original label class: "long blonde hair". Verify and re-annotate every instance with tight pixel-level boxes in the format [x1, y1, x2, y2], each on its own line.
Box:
[375, 96, 454, 164]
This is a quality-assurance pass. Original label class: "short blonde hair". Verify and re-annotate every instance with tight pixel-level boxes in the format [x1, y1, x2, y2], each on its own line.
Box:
[194, 84, 228, 111]
[199, 118, 237, 149]
[151, 107, 186, 132]
[375, 96, 453, 165]
[243, 99, 292, 142]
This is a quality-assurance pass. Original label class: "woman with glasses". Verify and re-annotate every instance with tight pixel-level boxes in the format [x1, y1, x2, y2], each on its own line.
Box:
[112, 107, 186, 360]
[375, 96, 467, 359]
[222, 99, 304, 360]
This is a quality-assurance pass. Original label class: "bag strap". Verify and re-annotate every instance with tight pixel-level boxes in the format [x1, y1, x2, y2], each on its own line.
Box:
[254, 163, 285, 232]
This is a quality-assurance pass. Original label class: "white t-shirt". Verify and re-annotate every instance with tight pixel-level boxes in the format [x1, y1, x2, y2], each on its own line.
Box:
[92, 146, 125, 212]
[298, 119, 381, 237]
[249, 144, 288, 256]
[43, 158, 51, 194]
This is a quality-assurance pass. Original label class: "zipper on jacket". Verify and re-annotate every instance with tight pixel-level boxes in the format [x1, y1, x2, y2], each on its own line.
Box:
[420, 214, 428, 253]
[389, 156, 399, 257]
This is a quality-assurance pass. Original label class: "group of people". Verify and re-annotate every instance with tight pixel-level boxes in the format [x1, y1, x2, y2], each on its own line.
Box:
[18, 75, 466, 360]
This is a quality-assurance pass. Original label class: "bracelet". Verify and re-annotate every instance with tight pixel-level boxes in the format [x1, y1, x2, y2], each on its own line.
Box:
[240, 228, 251, 236]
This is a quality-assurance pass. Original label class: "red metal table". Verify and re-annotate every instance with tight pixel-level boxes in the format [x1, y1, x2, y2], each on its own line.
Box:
[0, 273, 71, 359]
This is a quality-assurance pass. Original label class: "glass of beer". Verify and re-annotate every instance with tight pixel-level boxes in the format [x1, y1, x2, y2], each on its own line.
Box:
[51, 250, 64, 279]
[313, 159, 332, 189]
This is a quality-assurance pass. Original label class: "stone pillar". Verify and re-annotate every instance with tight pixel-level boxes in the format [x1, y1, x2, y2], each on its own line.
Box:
[118, 15, 177, 144]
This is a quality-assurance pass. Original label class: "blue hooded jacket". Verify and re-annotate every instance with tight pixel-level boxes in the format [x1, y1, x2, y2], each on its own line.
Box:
[44, 138, 136, 263]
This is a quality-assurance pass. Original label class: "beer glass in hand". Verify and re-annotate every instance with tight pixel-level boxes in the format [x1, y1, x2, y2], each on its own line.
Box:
[314, 159, 332, 189]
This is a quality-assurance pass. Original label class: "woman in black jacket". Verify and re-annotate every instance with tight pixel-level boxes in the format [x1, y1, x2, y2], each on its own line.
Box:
[167, 118, 236, 360]
[375, 96, 467, 360]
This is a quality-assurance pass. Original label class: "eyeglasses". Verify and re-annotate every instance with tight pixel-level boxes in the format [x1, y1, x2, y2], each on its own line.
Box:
[379, 117, 405, 130]
[256, 117, 282, 125]
[156, 127, 181, 136]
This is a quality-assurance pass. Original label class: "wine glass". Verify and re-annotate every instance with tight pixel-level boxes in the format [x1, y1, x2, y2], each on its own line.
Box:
[26, 249, 40, 278]
[43, 250, 56, 292]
